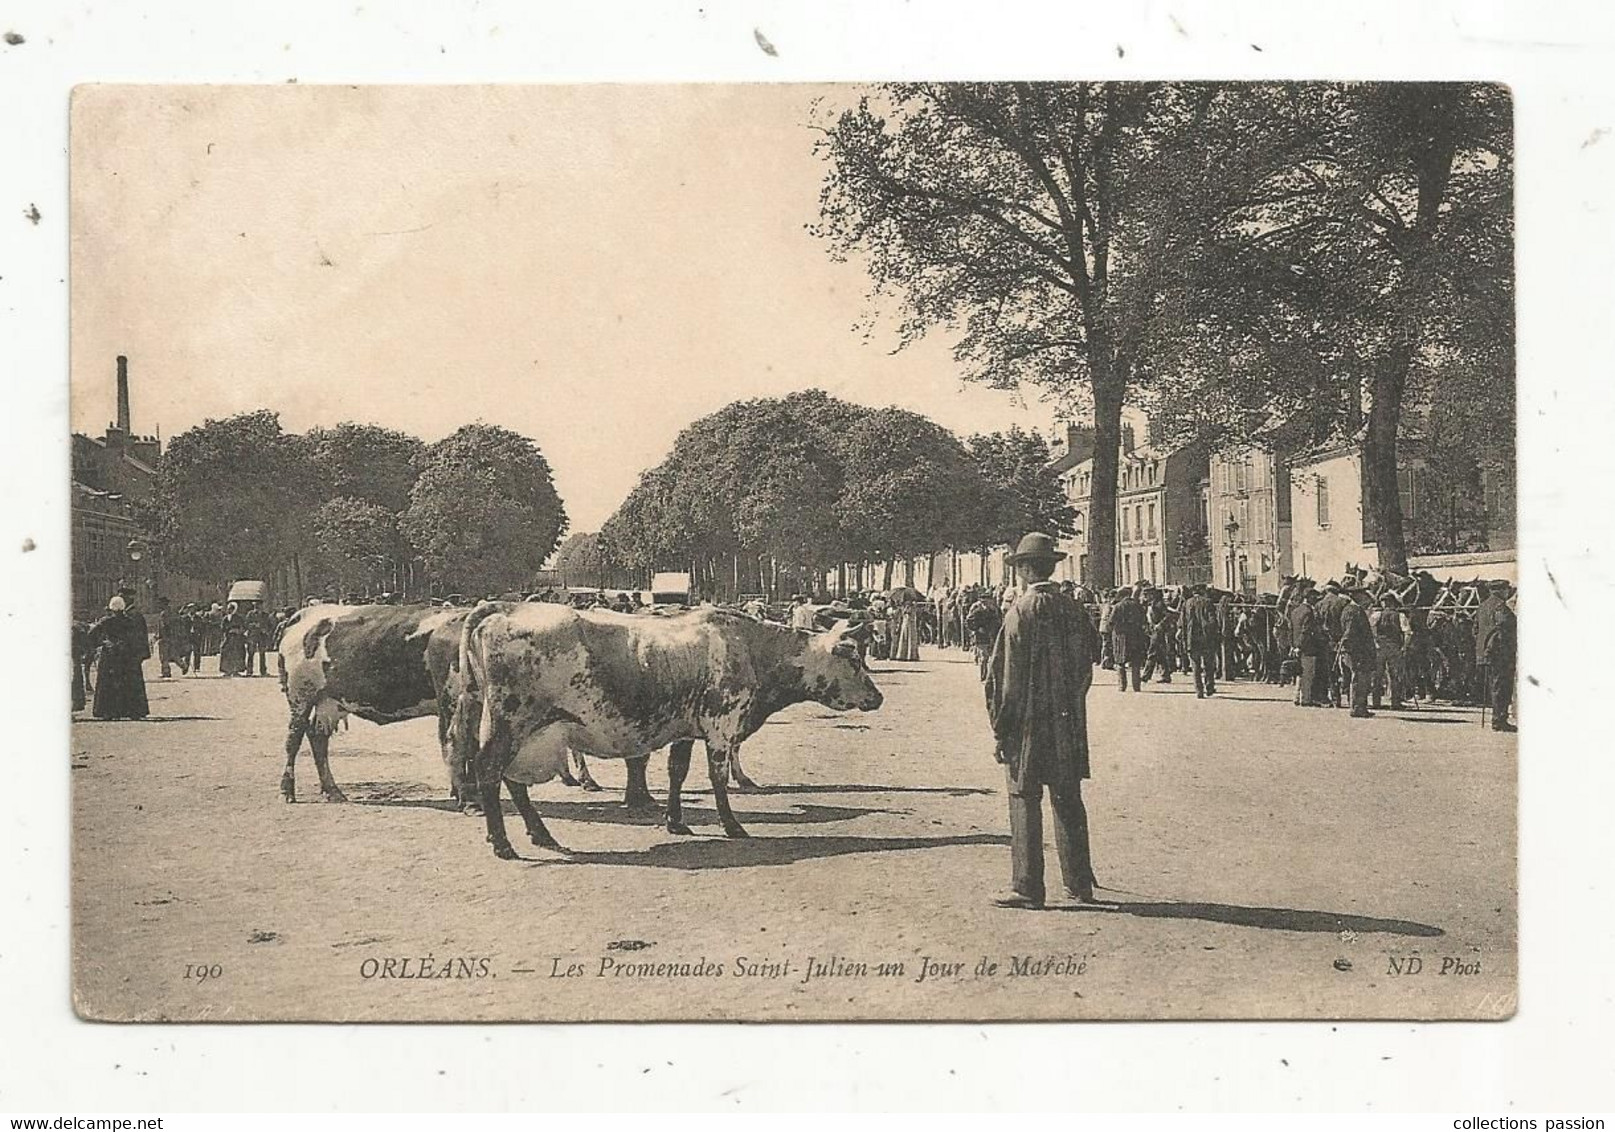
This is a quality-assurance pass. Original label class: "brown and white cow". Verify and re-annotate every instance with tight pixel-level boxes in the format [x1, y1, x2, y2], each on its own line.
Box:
[455, 603, 882, 859]
[277, 603, 476, 805]
[277, 602, 651, 808]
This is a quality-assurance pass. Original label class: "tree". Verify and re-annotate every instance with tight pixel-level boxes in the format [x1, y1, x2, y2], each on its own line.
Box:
[301, 422, 425, 512]
[833, 407, 987, 587]
[302, 496, 404, 597]
[1143, 83, 1512, 570]
[815, 82, 1234, 588]
[149, 410, 318, 586]
[964, 428, 1077, 549]
[400, 424, 568, 595]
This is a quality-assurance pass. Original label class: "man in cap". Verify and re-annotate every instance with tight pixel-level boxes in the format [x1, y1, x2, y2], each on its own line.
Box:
[1316, 580, 1351, 708]
[1474, 580, 1517, 732]
[1288, 589, 1327, 707]
[984, 533, 1098, 909]
[1369, 591, 1410, 711]
[1183, 583, 1221, 698]
[1140, 586, 1177, 685]
[1109, 584, 1147, 692]
[1338, 582, 1379, 718]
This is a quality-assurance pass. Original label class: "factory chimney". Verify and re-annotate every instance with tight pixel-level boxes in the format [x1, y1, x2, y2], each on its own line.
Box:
[116, 355, 131, 434]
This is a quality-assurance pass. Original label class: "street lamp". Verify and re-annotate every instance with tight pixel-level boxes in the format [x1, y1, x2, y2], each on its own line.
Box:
[1223, 514, 1240, 590]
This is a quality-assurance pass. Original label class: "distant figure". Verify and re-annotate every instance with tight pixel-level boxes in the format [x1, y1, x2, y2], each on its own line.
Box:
[1475, 580, 1517, 732]
[1339, 583, 1378, 718]
[891, 595, 921, 662]
[789, 594, 817, 631]
[245, 605, 272, 676]
[965, 586, 1002, 681]
[87, 595, 150, 719]
[1182, 584, 1220, 699]
[1108, 586, 1146, 693]
[984, 533, 1098, 910]
[1289, 590, 1327, 707]
[153, 596, 183, 678]
[71, 614, 91, 711]
[219, 601, 248, 676]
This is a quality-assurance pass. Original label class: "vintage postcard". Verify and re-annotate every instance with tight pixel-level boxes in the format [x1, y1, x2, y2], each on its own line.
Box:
[69, 82, 1516, 1022]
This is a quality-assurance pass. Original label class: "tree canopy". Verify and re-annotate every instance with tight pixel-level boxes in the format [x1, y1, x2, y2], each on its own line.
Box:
[599, 391, 1047, 593]
[399, 423, 569, 596]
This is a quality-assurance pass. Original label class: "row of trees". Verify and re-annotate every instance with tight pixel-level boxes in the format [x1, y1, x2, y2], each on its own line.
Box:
[813, 82, 1512, 582]
[596, 390, 1073, 595]
[147, 415, 568, 599]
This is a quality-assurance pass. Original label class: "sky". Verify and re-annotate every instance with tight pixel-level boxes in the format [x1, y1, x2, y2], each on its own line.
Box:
[70, 84, 1063, 532]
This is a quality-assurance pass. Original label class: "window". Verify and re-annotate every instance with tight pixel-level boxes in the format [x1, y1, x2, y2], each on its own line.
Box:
[1398, 467, 1418, 522]
[1123, 555, 1131, 583]
[1150, 551, 1158, 580]
[1316, 476, 1331, 528]
[1138, 553, 1147, 582]
[1134, 505, 1143, 541]
[1147, 502, 1157, 540]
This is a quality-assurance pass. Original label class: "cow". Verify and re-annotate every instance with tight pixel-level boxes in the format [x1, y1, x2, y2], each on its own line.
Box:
[454, 604, 883, 859]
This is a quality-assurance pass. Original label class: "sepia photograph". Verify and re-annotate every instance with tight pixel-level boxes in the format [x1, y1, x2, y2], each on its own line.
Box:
[68, 80, 1517, 1023]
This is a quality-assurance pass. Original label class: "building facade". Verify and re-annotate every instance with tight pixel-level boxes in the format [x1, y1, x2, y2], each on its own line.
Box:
[1206, 446, 1293, 595]
[1055, 429, 1210, 587]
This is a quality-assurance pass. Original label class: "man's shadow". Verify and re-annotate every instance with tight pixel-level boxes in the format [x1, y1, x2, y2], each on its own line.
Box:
[1058, 898, 1443, 937]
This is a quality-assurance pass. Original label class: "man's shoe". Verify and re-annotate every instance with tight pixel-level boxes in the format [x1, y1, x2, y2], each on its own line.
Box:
[1492, 721, 1518, 733]
[1063, 884, 1097, 904]
[1351, 709, 1374, 718]
[993, 892, 1044, 910]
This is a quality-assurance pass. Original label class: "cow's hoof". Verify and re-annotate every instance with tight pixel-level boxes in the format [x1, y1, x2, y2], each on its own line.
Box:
[492, 843, 519, 861]
[281, 792, 296, 804]
[318, 789, 349, 803]
[460, 803, 484, 817]
[667, 821, 694, 836]
[624, 797, 660, 816]
[580, 779, 603, 793]
[732, 777, 763, 794]
[529, 834, 567, 852]
[722, 825, 751, 840]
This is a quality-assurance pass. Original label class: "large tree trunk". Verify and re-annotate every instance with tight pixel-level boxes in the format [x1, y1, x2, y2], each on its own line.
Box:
[1365, 327, 1413, 572]
[882, 559, 894, 591]
[1086, 375, 1126, 590]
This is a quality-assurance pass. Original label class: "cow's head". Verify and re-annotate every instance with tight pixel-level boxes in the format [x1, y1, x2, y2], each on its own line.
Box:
[798, 624, 884, 712]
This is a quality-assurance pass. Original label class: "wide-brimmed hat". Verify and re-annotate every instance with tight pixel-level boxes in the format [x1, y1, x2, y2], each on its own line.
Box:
[1007, 532, 1067, 565]
[1488, 579, 1513, 593]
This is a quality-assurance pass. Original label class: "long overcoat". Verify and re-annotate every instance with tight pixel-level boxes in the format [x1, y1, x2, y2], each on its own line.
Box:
[984, 582, 1095, 797]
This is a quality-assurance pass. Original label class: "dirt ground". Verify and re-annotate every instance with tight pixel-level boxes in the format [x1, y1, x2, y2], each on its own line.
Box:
[70, 647, 1516, 1022]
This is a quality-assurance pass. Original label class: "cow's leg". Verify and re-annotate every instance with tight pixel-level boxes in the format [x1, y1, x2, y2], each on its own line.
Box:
[281, 703, 312, 802]
[727, 747, 762, 793]
[623, 754, 656, 813]
[505, 779, 564, 852]
[665, 741, 695, 836]
[556, 746, 581, 788]
[308, 724, 348, 803]
[574, 751, 603, 793]
[439, 702, 481, 815]
[474, 722, 517, 860]
[707, 743, 749, 839]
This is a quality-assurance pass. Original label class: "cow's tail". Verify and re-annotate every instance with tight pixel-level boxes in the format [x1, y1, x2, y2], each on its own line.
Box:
[454, 602, 506, 760]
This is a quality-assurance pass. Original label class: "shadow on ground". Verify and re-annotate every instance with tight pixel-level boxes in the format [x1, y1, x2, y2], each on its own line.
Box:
[540, 831, 1010, 871]
[1064, 899, 1443, 937]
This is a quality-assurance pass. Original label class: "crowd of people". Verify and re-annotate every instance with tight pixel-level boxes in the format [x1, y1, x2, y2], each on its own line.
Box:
[72, 592, 285, 720]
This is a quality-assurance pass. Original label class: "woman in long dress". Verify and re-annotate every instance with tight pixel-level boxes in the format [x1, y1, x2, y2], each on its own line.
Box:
[88, 595, 150, 719]
[219, 601, 248, 676]
[892, 596, 922, 662]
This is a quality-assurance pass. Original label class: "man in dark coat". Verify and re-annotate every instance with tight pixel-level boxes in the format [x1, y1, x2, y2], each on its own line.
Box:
[1316, 581, 1350, 708]
[1339, 584, 1378, 718]
[1183, 584, 1222, 698]
[87, 595, 150, 719]
[1141, 587, 1177, 684]
[984, 532, 1098, 909]
[1289, 589, 1327, 707]
[965, 586, 1003, 682]
[1109, 585, 1146, 692]
[1475, 580, 1517, 732]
